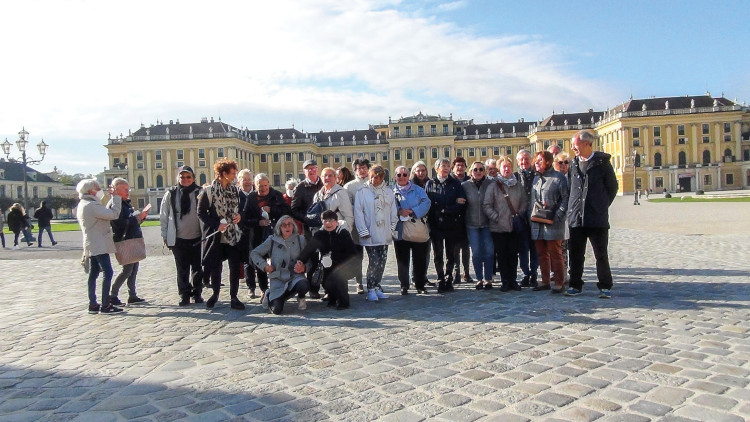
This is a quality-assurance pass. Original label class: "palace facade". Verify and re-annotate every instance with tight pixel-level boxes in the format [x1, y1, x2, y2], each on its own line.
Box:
[105, 95, 750, 213]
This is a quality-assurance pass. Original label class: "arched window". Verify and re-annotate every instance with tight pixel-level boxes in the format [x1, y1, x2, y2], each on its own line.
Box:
[156, 175, 163, 188]
[137, 175, 145, 189]
[199, 173, 207, 185]
[702, 150, 711, 165]
[724, 148, 733, 158]
[678, 151, 687, 166]
[653, 152, 662, 167]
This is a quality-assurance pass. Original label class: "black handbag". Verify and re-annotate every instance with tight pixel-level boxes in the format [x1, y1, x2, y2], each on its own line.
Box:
[310, 259, 325, 291]
[530, 201, 555, 225]
[305, 200, 327, 228]
[498, 181, 527, 233]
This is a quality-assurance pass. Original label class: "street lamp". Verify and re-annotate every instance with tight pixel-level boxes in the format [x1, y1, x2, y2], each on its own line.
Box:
[2, 127, 48, 211]
[631, 149, 641, 205]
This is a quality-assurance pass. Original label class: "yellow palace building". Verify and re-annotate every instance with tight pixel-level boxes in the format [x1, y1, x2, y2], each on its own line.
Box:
[105, 94, 749, 213]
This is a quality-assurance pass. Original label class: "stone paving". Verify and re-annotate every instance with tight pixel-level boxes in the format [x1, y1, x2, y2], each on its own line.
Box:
[1, 197, 749, 421]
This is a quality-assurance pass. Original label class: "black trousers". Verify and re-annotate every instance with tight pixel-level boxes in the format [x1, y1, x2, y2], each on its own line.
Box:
[323, 266, 351, 308]
[207, 243, 242, 299]
[492, 231, 520, 287]
[431, 232, 460, 282]
[568, 227, 613, 291]
[394, 239, 429, 290]
[270, 279, 311, 315]
[244, 261, 268, 292]
[172, 237, 203, 298]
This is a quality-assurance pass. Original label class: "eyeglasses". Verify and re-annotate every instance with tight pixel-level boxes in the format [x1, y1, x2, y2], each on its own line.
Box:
[179, 175, 194, 179]
[472, 168, 485, 172]
[396, 173, 409, 177]
[557, 160, 570, 165]
[281, 222, 294, 227]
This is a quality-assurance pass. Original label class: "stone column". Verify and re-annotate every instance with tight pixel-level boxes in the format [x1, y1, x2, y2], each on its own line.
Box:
[691, 124, 699, 165]
[665, 125, 673, 165]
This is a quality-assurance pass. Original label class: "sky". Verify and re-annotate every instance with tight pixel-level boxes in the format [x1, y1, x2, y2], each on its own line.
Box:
[1, 0, 747, 175]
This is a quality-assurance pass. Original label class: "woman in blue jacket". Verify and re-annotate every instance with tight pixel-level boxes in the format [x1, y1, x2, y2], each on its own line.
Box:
[393, 165, 431, 295]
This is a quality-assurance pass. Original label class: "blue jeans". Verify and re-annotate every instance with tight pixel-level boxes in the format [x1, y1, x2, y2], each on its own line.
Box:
[38, 225, 55, 246]
[88, 254, 114, 307]
[466, 227, 494, 281]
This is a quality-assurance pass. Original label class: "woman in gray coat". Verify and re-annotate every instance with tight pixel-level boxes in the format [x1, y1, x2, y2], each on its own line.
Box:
[529, 151, 569, 293]
[76, 178, 124, 314]
[250, 215, 311, 314]
[482, 156, 527, 292]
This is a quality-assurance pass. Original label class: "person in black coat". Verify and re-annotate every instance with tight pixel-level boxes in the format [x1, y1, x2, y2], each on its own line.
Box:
[565, 129, 618, 298]
[299, 210, 357, 309]
[197, 159, 245, 310]
[515, 149, 539, 288]
[290, 160, 323, 239]
[7, 203, 32, 248]
[237, 169, 257, 297]
[243, 173, 292, 297]
[34, 201, 57, 247]
[109, 178, 148, 305]
[290, 159, 324, 299]
[425, 158, 466, 292]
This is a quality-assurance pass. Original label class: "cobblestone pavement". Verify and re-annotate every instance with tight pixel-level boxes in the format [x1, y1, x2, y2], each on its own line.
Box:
[1, 197, 749, 421]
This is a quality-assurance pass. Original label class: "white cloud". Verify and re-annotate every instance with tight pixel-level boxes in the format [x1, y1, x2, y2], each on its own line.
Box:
[0, 0, 618, 174]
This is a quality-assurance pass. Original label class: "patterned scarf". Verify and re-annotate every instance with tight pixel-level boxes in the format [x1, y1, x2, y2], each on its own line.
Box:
[210, 179, 242, 245]
[497, 174, 518, 187]
[366, 181, 388, 228]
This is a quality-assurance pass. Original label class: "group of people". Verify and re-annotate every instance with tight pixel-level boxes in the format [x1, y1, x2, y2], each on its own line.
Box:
[0, 202, 58, 249]
[77, 129, 618, 315]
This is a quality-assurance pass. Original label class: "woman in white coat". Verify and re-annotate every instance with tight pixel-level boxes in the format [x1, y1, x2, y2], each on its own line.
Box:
[76, 178, 124, 314]
[354, 165, 398, 302]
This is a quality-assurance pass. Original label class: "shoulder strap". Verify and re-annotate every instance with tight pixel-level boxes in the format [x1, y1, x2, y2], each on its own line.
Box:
[496, 181, 518, 216]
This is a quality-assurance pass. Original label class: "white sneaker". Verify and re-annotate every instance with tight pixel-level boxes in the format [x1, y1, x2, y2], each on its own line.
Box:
[366, 289, 379, 302]
[298, 298, 307, 310]
[12, 245, 19, 250]
[375, 289, 388, 299]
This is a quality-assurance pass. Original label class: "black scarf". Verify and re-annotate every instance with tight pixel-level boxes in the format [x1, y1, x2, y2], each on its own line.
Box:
[179, 183, 199, 218]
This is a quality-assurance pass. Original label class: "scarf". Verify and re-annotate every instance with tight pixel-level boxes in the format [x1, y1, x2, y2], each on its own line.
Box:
[395, 180, 413, 196]
[179, 183, 199, 218]
[473, 177, 485, 189]
[366, 181, 388, 228]
[209, 179, 242, 245]
[496, 174, 518, 187]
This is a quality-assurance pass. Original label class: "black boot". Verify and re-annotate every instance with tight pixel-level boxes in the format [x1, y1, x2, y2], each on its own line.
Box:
[519, 275, 531, 288]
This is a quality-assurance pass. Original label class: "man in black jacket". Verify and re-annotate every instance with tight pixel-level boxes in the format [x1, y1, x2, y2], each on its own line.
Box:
[565, 129, 618, 299]
[291, 159, 323, 298]
[34, 201, 57, 247]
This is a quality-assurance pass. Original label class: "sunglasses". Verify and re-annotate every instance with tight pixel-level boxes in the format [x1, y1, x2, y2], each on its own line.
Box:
[472, 168, 485, 172]
[557, 160, 570, 165]
[396, 173, 409, 177]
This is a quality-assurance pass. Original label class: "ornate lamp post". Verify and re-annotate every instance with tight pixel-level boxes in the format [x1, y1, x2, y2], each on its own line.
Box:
[2, 127, 49, 211]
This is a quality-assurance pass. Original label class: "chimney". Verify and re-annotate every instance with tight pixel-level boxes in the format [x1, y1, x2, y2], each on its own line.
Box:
[210, 117, 214, 123]
[201, 117, 208, 123]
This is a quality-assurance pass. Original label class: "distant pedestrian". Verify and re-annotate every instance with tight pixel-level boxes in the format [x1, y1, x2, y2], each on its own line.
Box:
[0, 208, 6, 248]
[565, 129, 618, 299]
[7, 203, 33, 249]
[34, 201, 57, 247]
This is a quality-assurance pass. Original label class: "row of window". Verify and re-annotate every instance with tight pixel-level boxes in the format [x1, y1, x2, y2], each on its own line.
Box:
[651, 149, 734, 167]
[135, 148, 225, 162]
[393, 124, 450, 137]
[633, 135, 732, 147]
[653, 174, 735, 188]
[0, 185, 53, 198]
[632, 122, 733, 139]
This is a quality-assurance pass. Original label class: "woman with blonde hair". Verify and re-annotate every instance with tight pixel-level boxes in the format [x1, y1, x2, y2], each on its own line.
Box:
[354, 165, 398, 301]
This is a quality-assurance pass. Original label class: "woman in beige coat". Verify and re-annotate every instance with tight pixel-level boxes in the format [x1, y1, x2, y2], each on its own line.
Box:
[76, 179, 123, 314]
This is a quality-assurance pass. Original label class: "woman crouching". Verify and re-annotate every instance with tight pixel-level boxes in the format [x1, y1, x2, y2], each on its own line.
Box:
[250, 215, 311, 314]
[300, 210, 357, 310]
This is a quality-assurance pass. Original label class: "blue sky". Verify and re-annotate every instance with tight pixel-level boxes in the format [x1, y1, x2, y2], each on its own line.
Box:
[0, 0, 747, 175]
